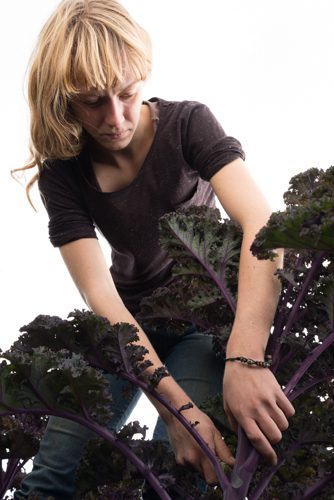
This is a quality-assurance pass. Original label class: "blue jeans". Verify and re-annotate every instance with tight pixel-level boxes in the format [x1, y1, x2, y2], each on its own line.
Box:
[15, 326, 224, 499]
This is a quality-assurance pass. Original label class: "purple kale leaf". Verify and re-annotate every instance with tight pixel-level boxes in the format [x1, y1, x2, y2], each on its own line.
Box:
[251, 167, 334, 259]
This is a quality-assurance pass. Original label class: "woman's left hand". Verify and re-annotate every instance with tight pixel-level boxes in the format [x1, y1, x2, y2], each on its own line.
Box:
[223, 362, 295, 465]
[165, 404, 234, 485]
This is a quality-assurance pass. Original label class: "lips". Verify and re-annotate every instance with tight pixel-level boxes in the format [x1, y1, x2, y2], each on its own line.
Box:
[101, 130, 130, 140]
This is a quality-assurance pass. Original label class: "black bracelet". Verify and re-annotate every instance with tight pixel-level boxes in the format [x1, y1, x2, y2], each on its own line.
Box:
[225, 355, 272, 368]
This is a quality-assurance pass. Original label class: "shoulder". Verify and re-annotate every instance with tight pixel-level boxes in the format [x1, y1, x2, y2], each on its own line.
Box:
[147, 97, 216, 135]
[148, 96, 209, 116]
[37, 156, 88, 205]
[39, 156, 81, 178]
[38, 156, 82, 189]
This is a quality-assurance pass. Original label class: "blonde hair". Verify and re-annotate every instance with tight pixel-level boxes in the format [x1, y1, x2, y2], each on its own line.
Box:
[16, 0, 152, 200]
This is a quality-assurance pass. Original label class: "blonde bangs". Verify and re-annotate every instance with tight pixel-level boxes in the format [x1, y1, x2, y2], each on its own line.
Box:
[68, 22, 151, 95]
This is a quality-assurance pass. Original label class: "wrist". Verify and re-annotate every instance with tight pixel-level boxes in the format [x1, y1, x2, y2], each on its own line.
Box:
[226, 333, 267, 360]
[225, 355, 272, 369]
[148, 376, 195, 424]
[226, 344, 266, 360]
[227, 320, 271, 359]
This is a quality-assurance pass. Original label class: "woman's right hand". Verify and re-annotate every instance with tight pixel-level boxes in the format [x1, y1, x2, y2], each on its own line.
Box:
[165, 405, 234, 485]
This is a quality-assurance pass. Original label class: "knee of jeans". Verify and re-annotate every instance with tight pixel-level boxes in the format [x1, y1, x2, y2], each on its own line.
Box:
[166, 334, 223, 396]
[152, 417, 169, 444]
[34, 416, 94, 474]
[47, 416, 94, 441]
[15, 418, 93, 500]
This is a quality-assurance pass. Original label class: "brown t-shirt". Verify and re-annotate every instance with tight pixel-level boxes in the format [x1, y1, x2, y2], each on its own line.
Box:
[38, 98, 245, 313]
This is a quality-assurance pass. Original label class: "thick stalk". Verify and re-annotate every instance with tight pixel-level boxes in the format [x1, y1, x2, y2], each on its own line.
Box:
[223, 428, 260, 500]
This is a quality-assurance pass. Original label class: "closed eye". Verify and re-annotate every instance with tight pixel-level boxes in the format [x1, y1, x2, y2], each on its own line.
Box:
[119, 92, 136, 101]
[80, 97, 106, 107]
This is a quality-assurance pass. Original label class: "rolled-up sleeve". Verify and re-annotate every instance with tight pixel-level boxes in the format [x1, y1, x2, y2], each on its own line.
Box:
[38, 160, 97, 247]
[182, 102, 245, 181]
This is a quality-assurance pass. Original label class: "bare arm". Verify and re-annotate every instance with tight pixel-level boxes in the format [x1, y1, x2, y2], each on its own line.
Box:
[60, 238, 193, 410]
[210, 158, 295, 464]
[59, 238, 234, 483]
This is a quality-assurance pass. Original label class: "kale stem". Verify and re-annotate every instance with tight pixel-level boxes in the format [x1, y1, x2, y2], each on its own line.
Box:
[299, 470, 334, 499]
[0, 457, 28, 500]
[120, 371, 231, 492]
[288, 370, 334, 401]
[284, 330, 334, 398]
[271, 252, 325, 371]
[223, 428, 259, 500]
[0, 407, 172, 500]
[168, 225, 236, 314]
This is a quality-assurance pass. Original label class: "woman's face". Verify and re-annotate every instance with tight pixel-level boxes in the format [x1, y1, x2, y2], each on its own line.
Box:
[70, 78, 145, 152]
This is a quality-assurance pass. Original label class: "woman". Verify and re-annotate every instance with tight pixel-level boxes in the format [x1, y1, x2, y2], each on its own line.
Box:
[15, 0, 295, 498]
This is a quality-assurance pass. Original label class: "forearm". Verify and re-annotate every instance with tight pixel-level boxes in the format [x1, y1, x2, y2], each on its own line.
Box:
[210, 160, 282, 358]
[226, 233, 283, 359]
[210, 161, 294, 464]
[85, 288, 162, 367]
[60, 239, 193, 422]
[84, 287, 195, 422]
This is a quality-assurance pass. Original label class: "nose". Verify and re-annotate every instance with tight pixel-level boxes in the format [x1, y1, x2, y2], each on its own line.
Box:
[104, 97, 125, 129]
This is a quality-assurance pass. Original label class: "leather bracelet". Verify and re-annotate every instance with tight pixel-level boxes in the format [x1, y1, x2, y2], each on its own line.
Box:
[225, 355, 272, 368]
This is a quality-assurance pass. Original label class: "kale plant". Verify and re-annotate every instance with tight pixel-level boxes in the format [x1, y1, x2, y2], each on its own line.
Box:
[0, 312, 232, 499]
[1, 166, 334, 499]
[138, 167, 334, 498]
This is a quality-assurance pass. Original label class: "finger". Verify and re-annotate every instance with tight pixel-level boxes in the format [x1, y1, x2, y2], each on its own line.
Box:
[200, 433, 235, 486]
[276, 391, 295, 418]
[199, 445, 221, 486]
[201, 461, 219, 486]
[225, 407, 238, 433]
[182, 446, 216, 485]
[200, 434, 235, 486]
[213, 433, 235, 467]
[269, 404, 290, 432]
[243, 419, 277, 465]
[256, 413, 283, 445]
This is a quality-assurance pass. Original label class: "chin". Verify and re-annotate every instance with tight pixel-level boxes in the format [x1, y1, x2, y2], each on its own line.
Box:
[100, 131, 134, 150]
[104, 139, 132, 152]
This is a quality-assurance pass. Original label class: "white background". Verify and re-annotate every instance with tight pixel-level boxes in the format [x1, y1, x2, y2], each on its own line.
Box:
[1, 2, 334, 427]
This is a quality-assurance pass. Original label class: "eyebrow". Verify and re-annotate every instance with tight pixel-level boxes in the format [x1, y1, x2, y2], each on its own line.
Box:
[80, 80, 140, 97]
[119, 80, 139, 91]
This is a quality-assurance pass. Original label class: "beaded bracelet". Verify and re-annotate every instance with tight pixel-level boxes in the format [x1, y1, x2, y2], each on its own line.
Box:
[225, 355, 272, 368]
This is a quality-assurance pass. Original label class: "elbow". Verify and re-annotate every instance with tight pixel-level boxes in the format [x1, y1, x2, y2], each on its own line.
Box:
[80, 283, 125, 320]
